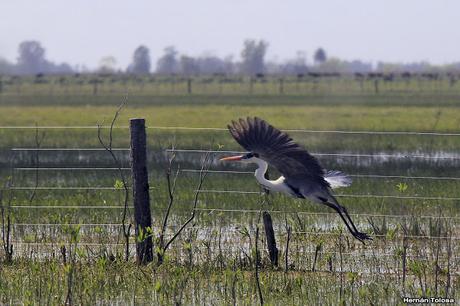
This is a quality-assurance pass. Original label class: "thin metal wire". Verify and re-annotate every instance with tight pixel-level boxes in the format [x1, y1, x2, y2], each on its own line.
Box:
[286, 231, 460, 240]
[193, 208, 460, 219]
[6, 205, 460, 222]
[2, 125, 460, 136]
[0, 126, 124, 129]
[10, 187, 130, 190]
[167, 149, 460, 160]
[11, 148, 129, 151]
[16, 166, 453, 181]
[181, 169, 460, 181]
[12, 241, 126, 246]
[10, 147, 460, 160]
[183, 169, 254, 174]
[10, 242, 460, 263]
[196, 189, 460, 201]
[13, 223, 124, 226]
[8, 187, 166, 190]
[7, 205, 124, 209]
[351, 174, 460, 181]
[149, 126, 460, 137]
[9, 230, 460, 241]
[12, 167, 460, 182]
[199, 190, 261, 195]
[14, 167, 131, 171]
[11, 223, 223, 228]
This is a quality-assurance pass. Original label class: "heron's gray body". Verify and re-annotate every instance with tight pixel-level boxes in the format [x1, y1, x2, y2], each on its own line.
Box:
[226, 117, 371, 243]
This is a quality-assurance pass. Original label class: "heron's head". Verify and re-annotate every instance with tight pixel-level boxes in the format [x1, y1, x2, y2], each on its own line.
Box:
[220, 152, 259, 164]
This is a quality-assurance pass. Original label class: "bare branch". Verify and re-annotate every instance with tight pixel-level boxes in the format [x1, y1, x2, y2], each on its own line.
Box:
[97, 99, 131, 260]
[159, 160, 180, 250]
[162, 152, 211, 253]
[29, 123, 46, 203]
[255, 226, 264, 306]
[1, 176, 14, 261]
[284, 215, 291, 273]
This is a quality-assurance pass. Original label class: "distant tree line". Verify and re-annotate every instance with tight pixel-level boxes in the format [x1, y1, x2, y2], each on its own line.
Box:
[1, 39, 460, 76]
[0, 41, 73, 75]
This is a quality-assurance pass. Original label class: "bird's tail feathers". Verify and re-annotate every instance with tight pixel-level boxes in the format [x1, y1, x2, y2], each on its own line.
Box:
[324, 170, 352, 189]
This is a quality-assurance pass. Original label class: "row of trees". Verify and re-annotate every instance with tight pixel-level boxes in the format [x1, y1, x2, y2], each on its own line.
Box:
[105, 41, 328, 75]
[1, 40, 459, 76]
[131, 43, 328, 75]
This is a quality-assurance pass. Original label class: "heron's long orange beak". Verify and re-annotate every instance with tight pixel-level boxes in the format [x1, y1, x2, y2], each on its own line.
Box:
[220, 155, 243, 162]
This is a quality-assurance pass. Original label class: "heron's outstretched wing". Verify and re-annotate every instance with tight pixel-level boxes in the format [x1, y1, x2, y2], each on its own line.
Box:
[228, 117, 325, 182]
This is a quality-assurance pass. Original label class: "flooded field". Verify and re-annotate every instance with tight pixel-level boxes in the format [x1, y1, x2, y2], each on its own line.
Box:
[1, 93, 459, 304]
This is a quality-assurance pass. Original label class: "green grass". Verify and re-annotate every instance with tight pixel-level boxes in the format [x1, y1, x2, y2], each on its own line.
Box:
[1, 223, 458, 304]
[3, 259, 447, 305]
[1, 103, 460, 129]
[0, 103, 460, 156]
[1, 82, 459, 304]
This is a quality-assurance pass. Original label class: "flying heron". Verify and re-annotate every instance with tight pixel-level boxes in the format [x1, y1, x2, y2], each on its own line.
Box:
[220, 117, 372, 243]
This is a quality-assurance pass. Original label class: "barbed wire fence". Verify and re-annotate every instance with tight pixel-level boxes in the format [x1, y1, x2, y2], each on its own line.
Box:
[1, 74, 460, 96]
[2, 125, 460, 213]
[1, 125, 459, 271]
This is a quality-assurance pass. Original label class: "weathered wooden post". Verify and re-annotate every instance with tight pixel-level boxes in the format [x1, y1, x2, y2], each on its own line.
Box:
[263, 211, 279, 267]
[249, 77, 254, 94]
[187, 78, 192, 94]
[130, 118, 153, 264]
[374, 78, 379, 94]
[262, 170, 279, 267]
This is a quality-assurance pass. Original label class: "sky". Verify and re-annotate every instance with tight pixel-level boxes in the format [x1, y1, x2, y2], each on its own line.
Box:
[0, 0, 459, 70]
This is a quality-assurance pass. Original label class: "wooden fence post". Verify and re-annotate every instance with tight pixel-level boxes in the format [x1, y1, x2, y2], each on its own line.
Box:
[263, 211, 279, 267]
[187, 78, 192, 94]
[130, 118, 153, 264]
[249, 77, 254, 94]
[374, 79, 379, 94]
[279, 78, 284, 95]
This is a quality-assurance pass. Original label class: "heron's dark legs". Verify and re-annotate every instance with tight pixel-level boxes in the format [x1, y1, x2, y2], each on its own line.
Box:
[320, 199, 372, 243]
[340, 206, 360, 233]
[321, 201, 359, 238]
[337, 204, 372, 241]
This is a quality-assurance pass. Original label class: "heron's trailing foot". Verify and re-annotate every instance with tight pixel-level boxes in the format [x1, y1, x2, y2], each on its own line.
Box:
[352, 231, 373, 244]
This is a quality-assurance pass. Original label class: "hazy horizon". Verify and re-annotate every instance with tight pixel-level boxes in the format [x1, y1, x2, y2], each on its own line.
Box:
[1, 0, 459, 70]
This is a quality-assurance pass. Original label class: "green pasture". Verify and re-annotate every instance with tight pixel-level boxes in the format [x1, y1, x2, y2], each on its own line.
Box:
[0, 102, 460, 155]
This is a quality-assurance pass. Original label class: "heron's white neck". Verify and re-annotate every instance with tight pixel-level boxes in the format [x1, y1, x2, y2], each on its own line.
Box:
[252, 157, 286, 191]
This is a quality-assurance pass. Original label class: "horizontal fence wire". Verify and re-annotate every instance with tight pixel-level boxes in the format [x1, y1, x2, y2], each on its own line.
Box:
[4, 204, 460, 220]
[13, 223, 125, 226]
[4, 188, 460, 201]
[150, 126, 460, 137]
[8, 248, 460, 266]
[1, 125, 460, 137]
[10, 167, 460, 182]
[10, 187, 130, 190]
[10, 148, 460, 160]
[181, 169, 460, 181]
[14, 167, 131, 171]
[9, 240, 459, 258]
[5, 208, 460, 220]
[166, 149, 460, 160]
[10, 148, 129, 151]
[9, 223, 460, 243]
[283, 232, 460, 240]
[196, 189, 460, 201]
[5, 205, 124, 209]
[193, 208, 460, 220]
[9, 232, 460, 241]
